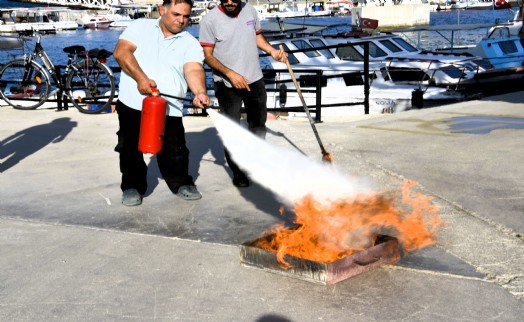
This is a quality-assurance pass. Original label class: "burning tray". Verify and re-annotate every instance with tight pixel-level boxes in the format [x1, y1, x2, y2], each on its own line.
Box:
[239, 235, 400, 285]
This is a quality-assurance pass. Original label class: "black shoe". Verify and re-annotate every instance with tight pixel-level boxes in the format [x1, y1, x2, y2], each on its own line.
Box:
[233, 172, 250, 188]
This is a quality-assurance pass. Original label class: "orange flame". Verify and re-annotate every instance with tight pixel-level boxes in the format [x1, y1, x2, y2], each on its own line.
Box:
[254, 180, 444, 268]
[322, 152, 333, 163]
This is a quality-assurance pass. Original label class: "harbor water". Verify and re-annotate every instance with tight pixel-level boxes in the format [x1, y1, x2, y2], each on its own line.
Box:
[0, 0, 518, 68]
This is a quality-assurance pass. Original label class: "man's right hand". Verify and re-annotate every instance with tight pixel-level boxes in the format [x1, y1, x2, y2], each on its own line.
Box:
[137, 78, 157, 95]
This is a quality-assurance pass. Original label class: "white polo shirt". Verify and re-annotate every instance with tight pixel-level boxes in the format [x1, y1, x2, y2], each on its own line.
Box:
[118, 18, 204, 117]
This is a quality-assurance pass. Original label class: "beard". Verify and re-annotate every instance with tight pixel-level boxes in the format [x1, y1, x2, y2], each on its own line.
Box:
[221, 3, 242, 17]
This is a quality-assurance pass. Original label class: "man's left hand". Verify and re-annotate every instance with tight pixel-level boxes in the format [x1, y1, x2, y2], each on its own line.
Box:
[193, 92, 210, 108]
[271, 47, 288, 63]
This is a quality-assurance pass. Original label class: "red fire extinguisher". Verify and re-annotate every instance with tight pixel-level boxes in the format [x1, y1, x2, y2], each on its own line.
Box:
[138, 87, 167, 154]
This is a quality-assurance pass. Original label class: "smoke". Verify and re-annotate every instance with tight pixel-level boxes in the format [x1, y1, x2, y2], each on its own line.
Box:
[206, 109, 372, 205]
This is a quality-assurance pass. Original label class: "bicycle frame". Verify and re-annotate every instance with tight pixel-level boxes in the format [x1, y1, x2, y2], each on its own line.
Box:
[25, 33, 73, 91]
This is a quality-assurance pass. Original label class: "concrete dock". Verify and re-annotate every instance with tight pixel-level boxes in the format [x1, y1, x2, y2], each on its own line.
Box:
[1, 92, 523, 320]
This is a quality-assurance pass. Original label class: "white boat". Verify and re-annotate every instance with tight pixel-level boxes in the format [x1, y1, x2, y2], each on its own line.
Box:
[323, 30, 492, 88]
[382, 21, 524, 94]
[466, 0, 493, 10]
[451, 0, 493, 10]
[450, 0, 468, 9]
[436, 35, 524, 69]
[81, 16, 112, 30]
[487, 7, 523, 38]
[254, 0, 331, 20]
[354, 0, 427, 6]
[190, 0, 218, 24]
[430, 0, 453, 11]
[109, 20, 132, 28]
[0, 7, 79, 33]
[263, 35, 466, 116]
[326, 0, 353, 15]
[307, 1, 333, 17]
[403, 22, 524, 91]
[396, 18, 524, 70]
[76, 4, 153, 29]
[107, 4, 153, 28]
[107, 4, 153, 20]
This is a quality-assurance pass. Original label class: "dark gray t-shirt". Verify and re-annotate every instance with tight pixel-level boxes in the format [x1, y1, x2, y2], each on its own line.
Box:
[199, 3, 263, 86]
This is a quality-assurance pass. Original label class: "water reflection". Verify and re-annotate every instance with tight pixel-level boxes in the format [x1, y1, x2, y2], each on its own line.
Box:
[446, 115, 524, 134]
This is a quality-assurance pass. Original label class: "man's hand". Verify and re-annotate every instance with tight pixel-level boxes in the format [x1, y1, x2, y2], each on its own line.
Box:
[193, 92, 210, 108]
[227, 71, 251, 91]
[137, 78, 157, 95]
[270, 47, 287, 63]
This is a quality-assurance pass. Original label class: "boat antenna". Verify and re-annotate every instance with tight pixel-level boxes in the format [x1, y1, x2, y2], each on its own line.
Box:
[353, 11, 361, 30]
[302, 0, 307, 28]
[276, 16, 285, 34]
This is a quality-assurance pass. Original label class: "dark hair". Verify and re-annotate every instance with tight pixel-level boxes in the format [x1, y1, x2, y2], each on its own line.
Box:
[163, 0, 194, 8]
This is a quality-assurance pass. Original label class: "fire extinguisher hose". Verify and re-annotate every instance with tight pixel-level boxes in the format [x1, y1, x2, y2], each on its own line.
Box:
[159, 91, 216, 111]
[158, 92, 194, 103]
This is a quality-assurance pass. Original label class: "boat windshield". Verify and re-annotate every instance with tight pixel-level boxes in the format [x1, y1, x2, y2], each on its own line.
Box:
[336, 45, 364, 61]
[439, 65, 464, 79]
[309, 39, 335, 59]
[290, 39, 321, 58]
[488, 27, 510, 39]
[378, 39, 403, 53]
[391, 37, 419, 53]
[356, 43, 387, 58]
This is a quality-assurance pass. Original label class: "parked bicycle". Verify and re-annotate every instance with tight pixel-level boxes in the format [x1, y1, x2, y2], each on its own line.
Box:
[0, 30, 116, 114]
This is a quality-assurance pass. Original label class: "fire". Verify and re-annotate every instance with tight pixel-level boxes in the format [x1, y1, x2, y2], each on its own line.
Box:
[255, 180, 444, 268]
[322, 152, 333, 163]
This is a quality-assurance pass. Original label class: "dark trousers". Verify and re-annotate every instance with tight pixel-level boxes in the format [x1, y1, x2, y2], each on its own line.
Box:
[115, 101, 194, 195]
[214, 79, 267, 174]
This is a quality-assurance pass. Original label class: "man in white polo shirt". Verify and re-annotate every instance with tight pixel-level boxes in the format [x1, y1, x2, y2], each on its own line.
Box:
[114, 0, 209, 206]
[199, 0, 286, 188]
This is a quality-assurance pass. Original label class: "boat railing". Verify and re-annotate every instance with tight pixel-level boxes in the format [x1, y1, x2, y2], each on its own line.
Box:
[104, 65, 370, 122]
[263, 68, 372, 122]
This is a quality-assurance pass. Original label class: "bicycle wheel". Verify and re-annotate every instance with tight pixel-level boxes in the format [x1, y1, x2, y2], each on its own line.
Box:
[66, 59, 115, 114]
[0, 59, 51, 110]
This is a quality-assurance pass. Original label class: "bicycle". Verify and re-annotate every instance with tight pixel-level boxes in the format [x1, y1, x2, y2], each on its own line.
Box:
[0, 30, 116, 114]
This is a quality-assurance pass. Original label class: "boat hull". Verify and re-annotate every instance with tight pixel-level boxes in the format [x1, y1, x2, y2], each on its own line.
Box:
[84, 21, 111, 30]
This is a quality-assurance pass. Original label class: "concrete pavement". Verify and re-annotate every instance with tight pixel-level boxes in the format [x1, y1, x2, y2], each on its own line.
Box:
[1, 92, 523, 321]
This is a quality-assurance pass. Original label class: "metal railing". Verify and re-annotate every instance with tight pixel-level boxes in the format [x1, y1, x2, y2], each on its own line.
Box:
[2, 43, 373, 122]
